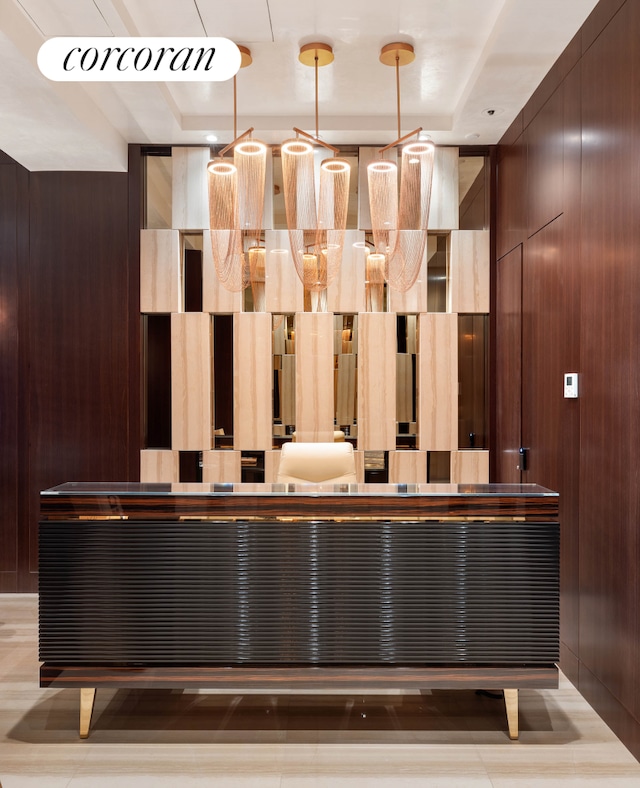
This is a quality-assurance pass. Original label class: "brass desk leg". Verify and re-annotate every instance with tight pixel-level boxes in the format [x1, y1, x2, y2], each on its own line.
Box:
[80, 688, 96, 739]
[504, 688, 518, 739]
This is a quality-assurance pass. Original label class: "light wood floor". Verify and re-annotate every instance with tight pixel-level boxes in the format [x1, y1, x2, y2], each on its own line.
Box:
[2, 594, 639, 787]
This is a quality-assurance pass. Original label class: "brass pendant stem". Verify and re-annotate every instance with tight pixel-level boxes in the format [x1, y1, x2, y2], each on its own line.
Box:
[396, 56, 401, 139]
[315, 55, 319, 140]
[233, 74, 238, 140]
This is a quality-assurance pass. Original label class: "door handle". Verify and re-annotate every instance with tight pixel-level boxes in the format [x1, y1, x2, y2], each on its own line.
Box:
[517, 447, 529, 472]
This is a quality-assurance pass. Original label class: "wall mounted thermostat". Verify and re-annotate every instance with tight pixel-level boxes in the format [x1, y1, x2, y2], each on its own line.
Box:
[564, 373, 579, 398]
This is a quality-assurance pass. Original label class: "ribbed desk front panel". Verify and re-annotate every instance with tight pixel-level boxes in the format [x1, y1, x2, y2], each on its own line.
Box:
[39, 520, 559, 665]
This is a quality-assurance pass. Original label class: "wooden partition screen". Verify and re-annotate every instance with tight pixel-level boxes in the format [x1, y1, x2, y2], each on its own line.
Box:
[140, 146, 490, 484]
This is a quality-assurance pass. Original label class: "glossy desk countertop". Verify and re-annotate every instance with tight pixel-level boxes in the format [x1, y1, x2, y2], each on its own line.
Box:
[41, 482, 559, 521]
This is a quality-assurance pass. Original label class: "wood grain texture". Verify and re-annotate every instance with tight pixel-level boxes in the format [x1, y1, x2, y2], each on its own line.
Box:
[171, 147, 209, 230]
[494, 246, 523, 484]
[327, 230, 367, 313]
[357, 313, 397, 451]
[202, 450, 241, 483]
[449, 230, 490, 314]
[280, 353, 296, 427]
[336, 354, 357, 427]
[140, 450, 179, 483]
[295, 312, 334, 441]
[40, 486, 560, 521]
[579, 2, 640, 729]
[525, 85, 565, 237]
[140, 229, 182, 313]
[428, 146, 459, 231]
[418, 313, 458, 451]
[234, 312, 272, 450]
[496, 134, 527, 260]
[202, 230, 243, 313]
[389, 451, 427, 484]
[396, 353, 414, 423]
[0, 162, 21, 576]
[265, 230, 304, 313]
[171, 313, 212, 450]
[27, 171, 133, 586]
[450, 450, 490, 484]
[495, 0, 640, 761]
[389, 242, 429, 314]
[263, 450, 281, 483]
[41, 664, 558, 690]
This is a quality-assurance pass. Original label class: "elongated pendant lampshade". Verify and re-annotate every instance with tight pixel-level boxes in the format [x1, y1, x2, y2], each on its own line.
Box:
[207, 138, 267, 293]
[367, 140, 435, 292]
[281, 138, 350, 293]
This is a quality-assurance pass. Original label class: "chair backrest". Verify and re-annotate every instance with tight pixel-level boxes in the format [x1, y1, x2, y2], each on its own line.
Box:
[277, 441, 357, 484]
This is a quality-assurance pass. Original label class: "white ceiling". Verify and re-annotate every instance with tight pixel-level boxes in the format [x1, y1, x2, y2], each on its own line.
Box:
[0, 0, 599, 171]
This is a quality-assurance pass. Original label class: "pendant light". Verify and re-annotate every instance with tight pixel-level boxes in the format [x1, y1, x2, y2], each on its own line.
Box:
[367, 42, 435, 293]
[281, 43, 351, 300]
[207, 45, 268, 303]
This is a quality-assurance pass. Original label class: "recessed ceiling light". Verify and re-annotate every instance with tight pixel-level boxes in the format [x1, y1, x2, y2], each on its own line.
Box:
[418, 132, 432, 141]
[481, 108, 504, 117]
[465, 132, 480, 140]
[206, 134, 218, 143]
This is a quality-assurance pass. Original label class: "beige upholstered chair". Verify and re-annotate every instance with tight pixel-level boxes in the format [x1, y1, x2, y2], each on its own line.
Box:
[277, 441, 357, 484]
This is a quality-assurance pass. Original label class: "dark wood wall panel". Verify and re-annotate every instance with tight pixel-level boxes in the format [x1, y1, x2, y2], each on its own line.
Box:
[521, 217, 581, 676]
[494, 245, 522, 484]
[496, 0, 640, 761]
[14, 171, 135, 588]
[579, 0, 640, 728]
[495, 135, 527, 260]
[525, 85, 565, 237]
[0, 162, 25, 590]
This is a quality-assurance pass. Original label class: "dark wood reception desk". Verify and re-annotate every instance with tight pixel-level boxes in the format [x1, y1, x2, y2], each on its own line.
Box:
[39, 482, 559, 739]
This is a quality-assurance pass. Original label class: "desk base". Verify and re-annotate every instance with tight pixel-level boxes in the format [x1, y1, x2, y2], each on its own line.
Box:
[41, 663, 558, 740]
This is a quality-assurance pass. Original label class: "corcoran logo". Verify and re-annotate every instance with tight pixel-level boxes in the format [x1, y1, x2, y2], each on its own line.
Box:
[37, 37, 241, 81]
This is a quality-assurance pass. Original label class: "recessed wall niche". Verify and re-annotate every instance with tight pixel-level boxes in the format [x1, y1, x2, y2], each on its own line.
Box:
[139, 146, 490, 485]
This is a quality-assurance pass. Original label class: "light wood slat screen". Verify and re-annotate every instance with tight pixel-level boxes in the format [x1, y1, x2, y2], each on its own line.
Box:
[141, 145, 490, 486]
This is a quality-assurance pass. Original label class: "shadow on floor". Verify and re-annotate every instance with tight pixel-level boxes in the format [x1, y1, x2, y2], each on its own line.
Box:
[8, 686, 578, 746]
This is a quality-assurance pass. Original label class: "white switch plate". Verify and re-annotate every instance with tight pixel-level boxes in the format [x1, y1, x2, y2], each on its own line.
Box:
[564, 373, 579, 398]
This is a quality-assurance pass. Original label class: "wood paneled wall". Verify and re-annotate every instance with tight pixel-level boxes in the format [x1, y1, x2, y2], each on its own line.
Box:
[495, 0, 640, 761]
[0, 155, 136, 591]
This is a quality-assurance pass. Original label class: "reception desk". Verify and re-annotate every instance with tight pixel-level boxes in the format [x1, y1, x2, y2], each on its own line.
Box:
[39, 482, 559, 738]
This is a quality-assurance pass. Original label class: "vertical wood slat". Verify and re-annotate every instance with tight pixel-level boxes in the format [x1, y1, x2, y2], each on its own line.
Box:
[449, 230, 490, 314]
[264, 450, 280, 483]
[265, 230, 305, 313]
[418, 313, 458, 451]
[171, 313, 212, 450]
[429, 147, 459, 231]
[336, 354, 357, 426]
[140, 229, 182, 313]
[295, 312, 334, 442]
[396, 353, 414, 423]
[233, 313, 272, 451]
[353, 450, 365, 483]
[202, 230, 243, 313]
[450, 450, 490, 483]
[358, 312, 396, 451]
[327, 230, 367, 313]
[389, 451, 427, 483]
[202, 450, 241, 483]
[171, 147, 209, 230]
[280, 354, 296, 428]
[140, 450, 179, 482]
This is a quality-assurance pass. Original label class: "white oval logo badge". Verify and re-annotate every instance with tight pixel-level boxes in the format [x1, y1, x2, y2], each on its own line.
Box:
[37, 37, 241, 81]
